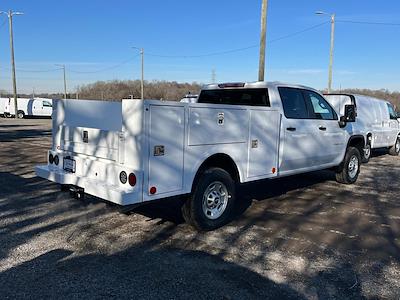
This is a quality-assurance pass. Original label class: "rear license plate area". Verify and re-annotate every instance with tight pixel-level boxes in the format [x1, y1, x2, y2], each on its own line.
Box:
[63, 157, 76, 173]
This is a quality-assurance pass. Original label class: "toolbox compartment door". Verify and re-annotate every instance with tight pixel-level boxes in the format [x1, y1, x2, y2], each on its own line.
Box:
[147, 105, 185, 195]
[247, 110, 281, 179]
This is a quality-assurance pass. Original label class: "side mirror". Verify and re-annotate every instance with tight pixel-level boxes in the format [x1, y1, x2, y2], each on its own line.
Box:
[344, 104, 356, 122]
[339, 104, 356, 128]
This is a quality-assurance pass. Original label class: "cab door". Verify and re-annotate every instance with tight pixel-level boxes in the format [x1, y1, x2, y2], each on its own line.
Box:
[302, 90, 345, 166]
[387, 103, 400, 145]
[42, 100, 53, 116]
[32, 100, 43, 116]
[278, 87, 322, 173]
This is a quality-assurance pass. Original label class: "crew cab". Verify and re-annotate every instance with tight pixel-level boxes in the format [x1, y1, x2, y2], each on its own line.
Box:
[36, 82, 364, 231]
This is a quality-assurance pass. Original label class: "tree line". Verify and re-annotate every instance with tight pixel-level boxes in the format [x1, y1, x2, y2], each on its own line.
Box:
[75, 80, 202, 101]
[2, 80, 400, 109]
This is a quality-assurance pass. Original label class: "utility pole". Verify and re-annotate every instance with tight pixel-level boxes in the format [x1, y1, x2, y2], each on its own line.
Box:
[132, 46, 144, 100]
[140, 48, 144, 100]
[328, 14, 335, 93]
[55, 64, 67, 99]
[258, 0, 268, 81]
[316, 11, 335, 93]
[1, 10, 23, 119]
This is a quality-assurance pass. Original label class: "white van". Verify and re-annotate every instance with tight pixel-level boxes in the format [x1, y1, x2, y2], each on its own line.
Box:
[4, 98, 53, 118]
[324, 94, 400, 160]
[0, 98, 9, 116]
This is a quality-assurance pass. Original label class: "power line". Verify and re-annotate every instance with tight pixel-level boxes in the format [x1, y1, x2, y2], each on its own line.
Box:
[337, 20, 400, 26]
[0, 66, 62, 73]
[147, 44, 259, 58]
[69, 55, 140, 74]
[268, 21, 329, 43]
[147, 21, 330, 59]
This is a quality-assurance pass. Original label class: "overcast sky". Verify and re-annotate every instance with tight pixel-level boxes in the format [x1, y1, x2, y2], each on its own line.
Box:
[0, 0, 399, 94]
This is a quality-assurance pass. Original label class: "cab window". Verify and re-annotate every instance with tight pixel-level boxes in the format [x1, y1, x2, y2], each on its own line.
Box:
[278, 87, 308, 119]
[303, 91, 337, 120]
[387, 103, 397, 120]
[43, 101, 52, 107]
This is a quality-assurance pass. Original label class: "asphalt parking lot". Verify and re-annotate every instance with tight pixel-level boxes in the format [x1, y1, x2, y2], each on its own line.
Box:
[0, 117, 399, 299]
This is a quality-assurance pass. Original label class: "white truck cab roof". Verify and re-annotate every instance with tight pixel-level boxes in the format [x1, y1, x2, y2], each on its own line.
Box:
[201, 81, 319, 93]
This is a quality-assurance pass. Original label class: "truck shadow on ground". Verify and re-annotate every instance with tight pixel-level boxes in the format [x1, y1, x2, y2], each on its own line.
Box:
[0, 128, 51, 142]
[129, 169, 335, 226]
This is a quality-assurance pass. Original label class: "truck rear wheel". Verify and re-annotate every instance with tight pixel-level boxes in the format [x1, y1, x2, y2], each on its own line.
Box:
[335, 147, 361, 184]
[182, 168, 236, 231]
[388, 137, 400, 156]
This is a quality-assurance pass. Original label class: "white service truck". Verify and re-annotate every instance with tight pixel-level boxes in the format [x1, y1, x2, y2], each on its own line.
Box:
[4, 98, 53, 118]
[325, 94, 400, 161]
[36, 82, 365, 230]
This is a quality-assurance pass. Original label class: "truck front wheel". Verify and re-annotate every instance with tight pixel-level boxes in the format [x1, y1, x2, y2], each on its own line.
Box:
[388, 137, 400, 156]
[182, 168, 236, 231]
[335, 147, 361, 184]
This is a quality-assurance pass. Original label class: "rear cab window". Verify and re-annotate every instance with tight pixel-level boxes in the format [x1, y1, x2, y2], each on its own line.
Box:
[197, 88, 270, 107]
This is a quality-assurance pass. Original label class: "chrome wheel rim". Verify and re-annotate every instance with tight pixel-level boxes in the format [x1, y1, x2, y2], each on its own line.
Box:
[348, 155, 359, 179]
[202, 181, 229, 220]
[396, 139, 400, 153]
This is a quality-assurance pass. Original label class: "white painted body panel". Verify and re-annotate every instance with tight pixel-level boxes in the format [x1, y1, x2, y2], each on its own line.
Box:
[0, 98, 8, 115]
[36, 82, 355, 207]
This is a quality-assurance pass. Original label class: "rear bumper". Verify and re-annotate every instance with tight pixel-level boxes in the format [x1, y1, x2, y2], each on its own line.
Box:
[35, 165, 141, 206]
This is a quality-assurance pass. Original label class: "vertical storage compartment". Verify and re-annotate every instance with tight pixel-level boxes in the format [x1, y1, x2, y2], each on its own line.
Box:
[147, 105, 185, 195]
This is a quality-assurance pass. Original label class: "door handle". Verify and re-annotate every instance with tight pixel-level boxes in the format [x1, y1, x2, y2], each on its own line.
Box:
[286, 127, 296, 132]
[319, 126, 327, 131]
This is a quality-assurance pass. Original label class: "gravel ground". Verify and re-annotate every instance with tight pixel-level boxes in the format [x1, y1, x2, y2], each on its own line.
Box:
[0, 117, 399, 299]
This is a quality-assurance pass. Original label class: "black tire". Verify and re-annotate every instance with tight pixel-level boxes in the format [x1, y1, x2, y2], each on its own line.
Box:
[60, 184, 70, 192]
[182, 168, 236, 231]
[388, 136, 400, 156]
[335, 147, 361, 184]
[362, 143, 371, 163]
[17, 110, 25, 119]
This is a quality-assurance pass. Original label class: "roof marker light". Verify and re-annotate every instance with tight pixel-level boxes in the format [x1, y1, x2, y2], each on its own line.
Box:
[218, 82, 245, 88]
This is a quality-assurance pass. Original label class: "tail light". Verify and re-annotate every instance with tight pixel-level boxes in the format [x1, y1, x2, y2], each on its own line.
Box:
[128, 173, 136, 187]
[54, 155, 59, 166]
[49, 153, 54, 164]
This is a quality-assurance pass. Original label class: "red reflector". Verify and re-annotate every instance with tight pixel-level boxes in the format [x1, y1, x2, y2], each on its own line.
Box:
[128, 173, 136, 186]
[150, 187, 157, 195]
[272, 167, 276, 174]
